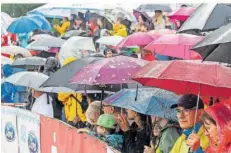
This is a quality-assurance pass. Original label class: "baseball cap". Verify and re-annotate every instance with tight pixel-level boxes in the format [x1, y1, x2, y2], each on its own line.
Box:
[171, 94, 204, 109]
[97, 114, 116, 129]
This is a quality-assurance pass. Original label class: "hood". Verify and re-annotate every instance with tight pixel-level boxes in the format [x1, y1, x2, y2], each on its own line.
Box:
[2, 64, 13, 77]
[205, 101, 231, 151]
[63, 57, 77, 66]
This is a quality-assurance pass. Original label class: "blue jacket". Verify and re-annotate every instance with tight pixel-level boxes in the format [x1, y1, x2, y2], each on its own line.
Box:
[1, 64, 26, 103]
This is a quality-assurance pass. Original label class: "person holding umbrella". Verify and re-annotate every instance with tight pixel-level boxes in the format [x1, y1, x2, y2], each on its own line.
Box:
[170, 94, 209, 153]
[152, 10, 166, 30]
[53, 17, 70, 36]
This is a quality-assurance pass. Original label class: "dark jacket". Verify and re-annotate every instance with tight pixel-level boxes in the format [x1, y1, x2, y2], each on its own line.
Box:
[122, 123, 150, 153]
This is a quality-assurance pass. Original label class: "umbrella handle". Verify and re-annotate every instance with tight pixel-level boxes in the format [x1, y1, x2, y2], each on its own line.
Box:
[135, 84, 138, 101]
[100, 87, 105, 115]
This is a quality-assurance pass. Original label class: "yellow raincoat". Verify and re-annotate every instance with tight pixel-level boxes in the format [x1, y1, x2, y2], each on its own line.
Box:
[110, 24, 128, 37]
[58, 57, 86, 122]
[54, 21, 71, 36]
[170, 125, 209, 153]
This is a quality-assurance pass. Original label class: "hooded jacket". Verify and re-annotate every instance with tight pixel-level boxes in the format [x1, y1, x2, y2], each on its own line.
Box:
[110, 24, 128, 37]
[57, 57, 86, 122]
[204, 101, 231, 153]
[54, 20, 71, 36]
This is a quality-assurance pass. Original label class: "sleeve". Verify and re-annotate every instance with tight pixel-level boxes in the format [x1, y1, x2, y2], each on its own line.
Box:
[55, 22, 70, 35]
[159, 128, 180, 153]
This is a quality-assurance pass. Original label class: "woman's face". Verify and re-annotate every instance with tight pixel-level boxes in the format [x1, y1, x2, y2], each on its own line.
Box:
[126, 109, 136, 120]
[105, 50, 113, 58]
[153, 124, 161, 136]
[204, 119, 218, 143]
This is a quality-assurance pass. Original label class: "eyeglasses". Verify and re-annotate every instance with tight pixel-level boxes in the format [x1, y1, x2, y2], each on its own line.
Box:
[176, 107, 197, 116]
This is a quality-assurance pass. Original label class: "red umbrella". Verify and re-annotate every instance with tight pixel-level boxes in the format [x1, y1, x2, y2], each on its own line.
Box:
[144, 34, 204, 59]
[132, 60, 231, 98]
[69, 56, 149, 85]
[117, 32, 159, 48]
[168, 7, 196, 21]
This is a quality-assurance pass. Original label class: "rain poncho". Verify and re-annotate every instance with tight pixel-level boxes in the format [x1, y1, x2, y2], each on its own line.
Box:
[18, 33, 29, 48]
[54, 20, 71, 36]
[204, 102, 231, 153]
[57, 57, 86, 122]
[110, 24, 128, 37]
[170, 123, 209, 153]
[1, 64, 26, 103]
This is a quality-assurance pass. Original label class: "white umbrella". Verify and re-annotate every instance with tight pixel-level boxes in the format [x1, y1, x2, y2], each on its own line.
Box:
[4, 71, 48, 90]
[27, 37, 65, 50]
[31, 34, 54, 41]
[58, 36, 96, 65]
[1, 56, 13, 65]
[96, 36, 124, 46]
[1, 46, 32, 57]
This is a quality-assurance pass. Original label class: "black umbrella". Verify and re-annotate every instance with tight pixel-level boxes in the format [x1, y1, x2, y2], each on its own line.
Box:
[137, 4, 172, 12]
[192, 23, 231, 64]
[178, 4, 231, 33]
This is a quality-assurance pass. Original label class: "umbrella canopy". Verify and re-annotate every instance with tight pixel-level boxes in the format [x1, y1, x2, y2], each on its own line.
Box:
[58, 36, 96, 65]
[192, 23, 231, 63]
[7, 16, 42, 34]
[26, 37, 65, 50]
[104, 88, 179, 121]
[27, 14, 52, 31]
[148, 29, 176, 35]
[1, 56, 13, 65]
[96, 36, 124, 46]
[137, 4, 172, 12]
[1, 46, 32, 57]
[167, 7, 195, 21]
[144, 34, 204, 59]
[117, 32, 158, 48]
[178, 4, 231, 33]
[31, 34, 54, 41]
[133, 9, 152, 23]
[69, 56, 149, 85]
[62, 30, 87, 39]
[11, 57, 46, 69]
[132, 60, 231, 98]
[4, 71, 48, 90]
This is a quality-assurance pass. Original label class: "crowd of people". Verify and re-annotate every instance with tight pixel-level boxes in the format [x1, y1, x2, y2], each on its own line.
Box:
[1, 4, 231, 153]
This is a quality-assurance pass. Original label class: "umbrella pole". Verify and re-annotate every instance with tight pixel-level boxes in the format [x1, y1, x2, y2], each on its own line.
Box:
[100, 87, 105, 115]
[135, 83, 138, 101]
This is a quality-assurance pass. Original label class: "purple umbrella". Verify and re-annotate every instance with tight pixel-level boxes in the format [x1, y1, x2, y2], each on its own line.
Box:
[69, 56, 149, 85]
[133, 9, 152, 23]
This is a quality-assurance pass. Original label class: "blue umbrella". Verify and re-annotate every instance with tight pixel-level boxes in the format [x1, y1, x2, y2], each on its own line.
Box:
[27, 15, 52, 31]
[7, 16, 42, 34]
[104, 88, 179, 121]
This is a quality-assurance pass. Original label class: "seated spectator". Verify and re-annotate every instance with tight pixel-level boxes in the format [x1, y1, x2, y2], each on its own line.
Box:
[201, 101, 231, 153]
[170, 94, 209, 153]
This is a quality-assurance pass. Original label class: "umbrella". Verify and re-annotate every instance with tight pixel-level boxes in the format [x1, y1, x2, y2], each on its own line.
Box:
[69, 56, 149, 85]
[58, 36, 96, 65]
[133, 9, 152, 22]
[4, 71, 48, 90]
[137, 4, 172, 12]
[117, 32, 158, 48]
[26, 37, 65, 50]
[96, 36, 124, 46]
[62, 30, 87, 39]
[144, 34, 204, 59]
[27, 14, 52, 31]
[167, 7, 195, 21]
[31, 34, 54, 41]
[132, 60, 231, 98]
[178, 4, 231, 33]
[11, 57, 46, 69]
[148, 29, 176, 35]
[1, 46, 32, 57]
[104, 88, 179, 121]
[1, 56, 13, 65]
[7, 16, 42, 34]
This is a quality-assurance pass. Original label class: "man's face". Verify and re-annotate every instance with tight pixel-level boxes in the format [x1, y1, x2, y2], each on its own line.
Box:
[138, 16, 144, 23]
[176, 106, 201, 129]
[106, 51, 113, 58]
[155, 12, 161, 17]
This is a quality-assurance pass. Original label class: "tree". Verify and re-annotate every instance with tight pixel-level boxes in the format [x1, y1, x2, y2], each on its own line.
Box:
[1, 4, 44, 17]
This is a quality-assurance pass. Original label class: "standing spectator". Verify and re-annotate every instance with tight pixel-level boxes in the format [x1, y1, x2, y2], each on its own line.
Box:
[110, 17, 128, 37]
[152, 10, 166, 30]
[53, 17, 71, 36]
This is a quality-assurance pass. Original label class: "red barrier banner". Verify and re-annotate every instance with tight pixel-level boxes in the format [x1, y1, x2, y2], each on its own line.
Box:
[40, 115, 107, 153]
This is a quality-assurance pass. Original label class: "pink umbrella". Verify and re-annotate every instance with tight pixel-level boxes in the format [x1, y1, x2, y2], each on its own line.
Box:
[69, 56, 149, 85]
[149, 29, 176, 35]
[116, 32, 159, 48]
[168, 7, 195, 21]
[144, 34, 204, 60]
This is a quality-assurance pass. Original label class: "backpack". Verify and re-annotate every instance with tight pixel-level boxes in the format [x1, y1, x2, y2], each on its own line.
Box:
[70, 94, 88, 114]
[46, 93, 64, 120]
